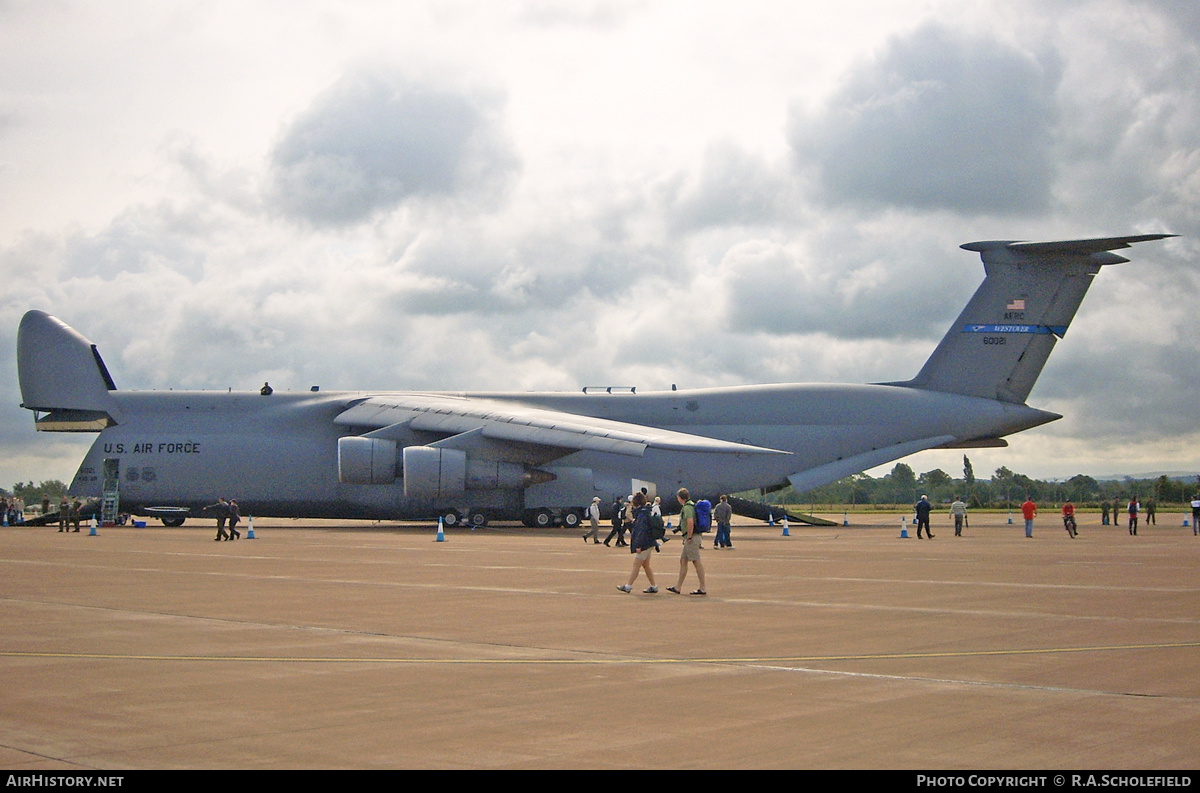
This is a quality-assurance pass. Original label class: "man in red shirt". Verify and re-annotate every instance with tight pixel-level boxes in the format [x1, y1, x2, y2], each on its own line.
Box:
[1061, 501, 1077, 538]
[1021, 498, 1037, 538]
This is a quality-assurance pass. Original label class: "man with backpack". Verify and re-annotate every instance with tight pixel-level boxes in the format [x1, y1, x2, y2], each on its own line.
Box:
[666, 487, 707, 596]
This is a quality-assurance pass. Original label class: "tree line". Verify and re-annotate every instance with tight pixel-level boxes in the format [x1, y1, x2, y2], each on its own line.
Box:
[764, 456, 1200, 509]
[2, 480, 69, 506]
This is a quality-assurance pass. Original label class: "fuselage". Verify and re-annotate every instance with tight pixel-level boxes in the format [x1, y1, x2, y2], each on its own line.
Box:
[71, 382, 1057, 521]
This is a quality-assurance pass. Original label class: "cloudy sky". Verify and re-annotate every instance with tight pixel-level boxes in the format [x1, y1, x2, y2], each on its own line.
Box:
[1, 0, 1197, 490]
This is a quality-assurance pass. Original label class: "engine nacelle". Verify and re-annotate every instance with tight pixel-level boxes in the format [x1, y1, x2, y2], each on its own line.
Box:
[403, 446, 467, 499]
[402, 446, 548, 499]
[337, 437, 398, 484]
[342, 438, 557, 500]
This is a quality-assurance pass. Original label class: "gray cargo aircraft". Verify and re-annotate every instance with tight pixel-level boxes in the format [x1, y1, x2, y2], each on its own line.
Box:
[17, 234, 1172, 528]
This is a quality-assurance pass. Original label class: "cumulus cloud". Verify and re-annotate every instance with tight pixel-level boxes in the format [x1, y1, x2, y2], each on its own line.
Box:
[789, 21, 1062, 215]
[712, 220, 978, 342]
[268, 71, 519, 225]
[1050, 1, 1200, 241]
[1134, 0, 1200, 38]
[661, 141, 796, 231]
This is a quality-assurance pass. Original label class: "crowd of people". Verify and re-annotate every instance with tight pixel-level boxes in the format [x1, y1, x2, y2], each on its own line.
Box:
[909, 493, 1200, 539]
[16, 481, 1200, 601]
[0, 496, 24, 526]
[613, 487, 710, 596]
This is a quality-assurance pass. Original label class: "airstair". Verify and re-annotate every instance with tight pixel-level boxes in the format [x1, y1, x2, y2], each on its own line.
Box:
[100, 458, 120, 526]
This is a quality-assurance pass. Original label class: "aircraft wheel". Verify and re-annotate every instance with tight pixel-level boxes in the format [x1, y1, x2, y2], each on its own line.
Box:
[441, 511, 460, 528]
[532, 508, 554, 528]
[561, 509, 582, 529]
[468, 511, 488, 528]
[161, 517, 185, 527]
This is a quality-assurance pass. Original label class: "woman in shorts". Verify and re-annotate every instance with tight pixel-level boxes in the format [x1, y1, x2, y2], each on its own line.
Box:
[617, 493, 658, 593]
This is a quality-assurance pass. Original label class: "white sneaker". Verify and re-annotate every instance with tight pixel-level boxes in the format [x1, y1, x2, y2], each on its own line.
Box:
[617, 584, 632, 593]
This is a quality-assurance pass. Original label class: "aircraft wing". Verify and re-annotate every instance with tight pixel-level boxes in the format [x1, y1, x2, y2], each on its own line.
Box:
[334, 394, 788, 458]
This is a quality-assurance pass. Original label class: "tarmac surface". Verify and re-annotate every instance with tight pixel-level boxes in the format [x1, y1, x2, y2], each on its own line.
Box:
[1, 510, 1198, 769]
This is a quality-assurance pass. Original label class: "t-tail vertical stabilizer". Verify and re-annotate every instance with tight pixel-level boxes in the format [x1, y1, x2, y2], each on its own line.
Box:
[17, 310, 122, 431]
[899, 234, 1175, 404]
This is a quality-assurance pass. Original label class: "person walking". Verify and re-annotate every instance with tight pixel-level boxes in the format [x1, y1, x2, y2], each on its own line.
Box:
[651, 496, 667, 551]
[603, 496, 625, 547]
[584, 496, 602, 544]
[713, 494, 733, 549]
[667, 488, 706, 596]
[915, 494, 934, 539]
[1021, 497, 1037, 538]
[617, 493, 658, 593]
[950, 496, 967, 536]
[227, 500, 241, 540]
[205, 498, 230, 541]
[1128, 498, 1140, 535]
[1191, 495, 1200, 536]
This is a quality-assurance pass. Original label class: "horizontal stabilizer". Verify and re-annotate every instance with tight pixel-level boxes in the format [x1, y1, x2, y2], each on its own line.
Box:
[962, 234, 1176, 257]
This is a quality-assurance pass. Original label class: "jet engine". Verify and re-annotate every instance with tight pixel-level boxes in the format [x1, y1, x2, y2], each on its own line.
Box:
[402, 446, 546, 499]
[401, 445, 467, 499]
[337, 437, 397, 485]
[338, 436, 553, 499]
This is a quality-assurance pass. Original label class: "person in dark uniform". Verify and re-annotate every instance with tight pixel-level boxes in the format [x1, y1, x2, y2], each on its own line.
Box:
[205, 498, 230, 541]
[603, 496, 627, 547]
[58, 496, 69, 532]
[227, 500, 241, 540]
[914, 494, 934, 539]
